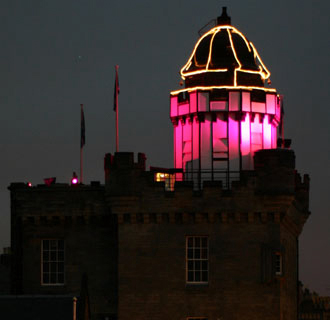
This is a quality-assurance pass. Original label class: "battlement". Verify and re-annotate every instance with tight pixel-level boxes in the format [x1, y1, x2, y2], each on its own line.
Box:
[104, 149, 307, 195]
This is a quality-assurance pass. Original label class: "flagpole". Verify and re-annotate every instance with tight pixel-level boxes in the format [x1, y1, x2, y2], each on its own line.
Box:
[115, 65, 119, 152]
[80, 104, 84, 183]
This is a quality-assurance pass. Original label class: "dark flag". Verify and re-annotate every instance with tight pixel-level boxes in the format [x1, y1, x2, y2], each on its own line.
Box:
[113, 65, 120, 111]
[80, 104, 85, 148]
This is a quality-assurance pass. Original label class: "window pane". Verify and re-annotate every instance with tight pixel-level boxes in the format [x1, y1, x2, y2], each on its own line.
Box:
[50, 240, 57, 250]
[201, 248, 208, 259]
[188, 261, 193, 271]
[201, 237, 208, 247]
[188, 271, 194, 282]
[43, 251, 49, 261]
[194, 248, 200, 259]
[43, 273, 49, 284]
[195, 271, 201, 282]
[50, 273, 56, 283]
[58, 262, 64, 273]
[187, 237, 193, 247]
[43, 263, 49, 273]
[50, 251, 57, 261]
[50, 262, 57, 273]
[195, 260, 201, 271]
[202, 261, 208, 271]
[194, 237, 200, 247]
[188, 248, 193, 259]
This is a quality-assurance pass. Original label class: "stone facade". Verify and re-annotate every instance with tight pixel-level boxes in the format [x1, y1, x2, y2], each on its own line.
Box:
[8, 148, 310, 320]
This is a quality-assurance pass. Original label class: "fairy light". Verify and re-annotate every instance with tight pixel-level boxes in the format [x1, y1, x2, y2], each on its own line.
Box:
[227, 29, 241, 87]
[180, 25, 271, 85]
[232, 29, 251, 52]
[170, 85, 276, 96]
[206, 31, 217, 69]
[249, 41, 271, 80]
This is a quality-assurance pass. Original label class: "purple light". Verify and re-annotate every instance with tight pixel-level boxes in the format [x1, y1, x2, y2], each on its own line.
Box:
[71, 177, 78, 185]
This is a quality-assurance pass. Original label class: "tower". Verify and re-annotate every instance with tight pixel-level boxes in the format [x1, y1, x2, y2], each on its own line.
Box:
[170, 7, 282, 188]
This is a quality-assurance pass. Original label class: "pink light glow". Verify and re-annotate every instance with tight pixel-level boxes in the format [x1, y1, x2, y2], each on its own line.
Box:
[251, 102, 265, 113]
[200, 115, 212, 170]
[271, 125, 277, 148]
[71, 178, 78, 185]
[190, 92, 197, 113]
[182, 121, 192, 171]
[251, 113, 263, 154]
[27, 182, 32, 187]
[170, 97, 177, 117]
[228, 114, 239, 171]
[263, 115, 272, 149]
[266, 94, 276, 114]
[240, 113, 251, 169]
[198, 92, 209, 112]
[192, 117, 199, 171]
[229, 92, 240, 111]
[242, 92, 250, 112]
[178, 103, 189, 116]
[174, 121, 182, 169]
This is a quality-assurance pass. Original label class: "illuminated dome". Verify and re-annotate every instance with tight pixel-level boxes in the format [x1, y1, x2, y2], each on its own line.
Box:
[181, 8, 271, 89]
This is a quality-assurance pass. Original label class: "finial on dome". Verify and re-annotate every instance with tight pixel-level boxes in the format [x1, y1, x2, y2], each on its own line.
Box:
[217, 7, 231, 25]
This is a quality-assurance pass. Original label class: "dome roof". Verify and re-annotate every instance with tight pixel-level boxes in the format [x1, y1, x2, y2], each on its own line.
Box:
[180, 9, 271, 89]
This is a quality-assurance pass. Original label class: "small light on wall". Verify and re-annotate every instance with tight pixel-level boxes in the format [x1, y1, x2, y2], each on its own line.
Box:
[27, 182, 32, 187]
[71, 172, 78, 185]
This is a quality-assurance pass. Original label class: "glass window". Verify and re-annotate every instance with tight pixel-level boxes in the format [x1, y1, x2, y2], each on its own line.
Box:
[186, 236, 208, 283]
[41, 239, 64, 285]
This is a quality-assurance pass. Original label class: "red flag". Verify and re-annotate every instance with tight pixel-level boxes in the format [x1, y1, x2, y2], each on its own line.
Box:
[113, 66, 120, 111]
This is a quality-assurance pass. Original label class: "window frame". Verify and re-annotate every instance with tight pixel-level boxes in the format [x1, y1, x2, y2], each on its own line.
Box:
[41, 239, 65, 286]
[186, 236, 209, 284]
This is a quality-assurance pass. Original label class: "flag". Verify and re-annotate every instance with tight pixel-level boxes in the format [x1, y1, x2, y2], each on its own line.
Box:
[80, 104, 85, 148]
[113, 65, 120, 111]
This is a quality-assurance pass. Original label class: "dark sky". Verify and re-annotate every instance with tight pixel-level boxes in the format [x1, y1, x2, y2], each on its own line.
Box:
[1, 0, 330, 294]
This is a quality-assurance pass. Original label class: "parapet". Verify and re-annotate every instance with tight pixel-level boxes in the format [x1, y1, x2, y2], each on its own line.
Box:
[254, 148, 297, 194]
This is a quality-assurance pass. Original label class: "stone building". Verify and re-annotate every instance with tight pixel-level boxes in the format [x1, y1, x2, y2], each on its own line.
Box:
[8, 8, 310, 320]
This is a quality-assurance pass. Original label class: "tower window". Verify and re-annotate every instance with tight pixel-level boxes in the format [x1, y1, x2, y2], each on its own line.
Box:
[155, 172, 175, 191]
[186, 236, 208, 283]
[275, 252, 282, 276]
[41, 239, 65, 285]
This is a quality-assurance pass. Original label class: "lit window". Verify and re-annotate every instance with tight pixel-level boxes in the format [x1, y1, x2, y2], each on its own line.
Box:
[155, 172, 175, 191]
[275, 252, 282, 276]
[186, 236, 208, 283]
[41, 239, 65, 285]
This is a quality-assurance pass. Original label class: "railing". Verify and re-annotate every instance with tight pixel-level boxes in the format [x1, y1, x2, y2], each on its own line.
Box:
[156, 170, 241, 191]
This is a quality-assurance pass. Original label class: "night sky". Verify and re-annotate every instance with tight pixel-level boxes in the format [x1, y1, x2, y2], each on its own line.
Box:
[1, 0, 330, 294]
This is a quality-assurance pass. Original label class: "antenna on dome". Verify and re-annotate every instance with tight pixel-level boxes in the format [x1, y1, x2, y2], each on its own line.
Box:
[217, 7, 231, 25]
